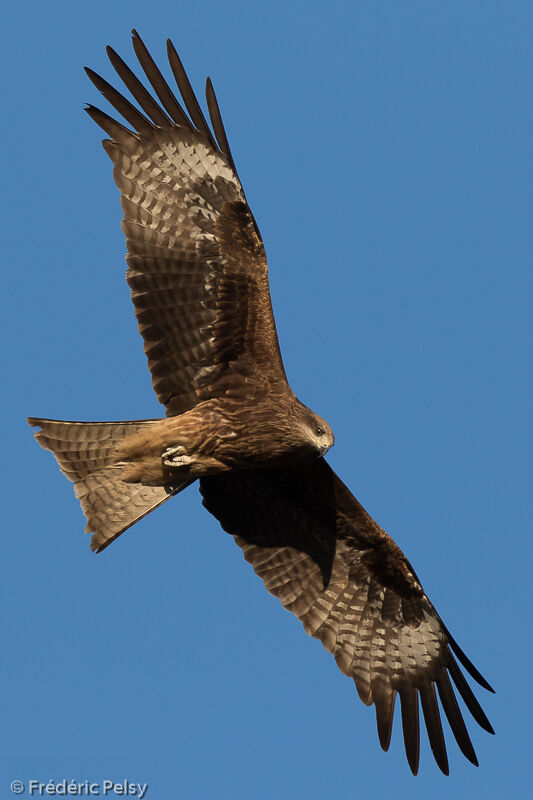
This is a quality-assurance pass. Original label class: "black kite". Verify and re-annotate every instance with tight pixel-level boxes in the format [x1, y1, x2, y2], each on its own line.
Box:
[29, 32, 493, 775]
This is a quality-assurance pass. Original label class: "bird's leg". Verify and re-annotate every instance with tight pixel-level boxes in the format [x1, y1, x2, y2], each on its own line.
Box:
[162, 444, 194, 468]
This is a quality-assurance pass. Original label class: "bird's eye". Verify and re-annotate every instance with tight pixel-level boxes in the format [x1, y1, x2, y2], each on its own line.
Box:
[315, 426, 325, 436]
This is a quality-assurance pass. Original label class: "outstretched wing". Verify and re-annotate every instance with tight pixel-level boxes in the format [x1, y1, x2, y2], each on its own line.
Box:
[86, 31, 287, 416]
[200, 458, 494, 775]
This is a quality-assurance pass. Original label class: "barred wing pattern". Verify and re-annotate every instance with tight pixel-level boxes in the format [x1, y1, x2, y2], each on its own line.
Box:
[86, 31, 287, 416]
[200, 458, 494, 775]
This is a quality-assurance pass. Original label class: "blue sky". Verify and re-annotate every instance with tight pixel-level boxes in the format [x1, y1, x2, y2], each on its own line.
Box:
[2, 1, 531, 797]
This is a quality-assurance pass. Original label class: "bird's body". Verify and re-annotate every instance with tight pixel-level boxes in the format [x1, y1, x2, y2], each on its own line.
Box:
[113, 393, 333, 485]
[29, 32, 493, 775]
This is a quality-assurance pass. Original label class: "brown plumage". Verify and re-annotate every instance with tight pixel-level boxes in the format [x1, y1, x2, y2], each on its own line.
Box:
[28, 31, 493, 774]
[200, 459, 494, 775]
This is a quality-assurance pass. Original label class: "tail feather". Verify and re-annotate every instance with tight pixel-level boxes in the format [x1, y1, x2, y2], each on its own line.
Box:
[75, 467, 173, 552]
[28, 417, 190, 552]
[28, 418, 157, 480]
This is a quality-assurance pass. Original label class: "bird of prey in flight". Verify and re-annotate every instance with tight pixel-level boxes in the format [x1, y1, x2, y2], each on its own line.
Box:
[28, 31, 494, 775]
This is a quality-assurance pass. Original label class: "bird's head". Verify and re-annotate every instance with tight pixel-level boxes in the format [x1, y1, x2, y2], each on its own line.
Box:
[303, 410, 335, 457]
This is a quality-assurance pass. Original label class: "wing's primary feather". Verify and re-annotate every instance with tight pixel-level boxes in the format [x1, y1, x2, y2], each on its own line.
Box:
[166, 39, 218, 151]
[205, 77, 239, 181]
[131, 30, 192, 128]
[85, 34, 287, 416]
[199, 458, 494, 775]
[105, 45, 173, 127]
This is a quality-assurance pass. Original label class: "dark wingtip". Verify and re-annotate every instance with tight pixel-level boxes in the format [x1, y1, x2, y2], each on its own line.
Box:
[440, 620, 495, 693]
[419, 683, 449, 775]
[447, 656, 495, 734]
[399, 688, 420, 776]
[449, 635, 495, 694]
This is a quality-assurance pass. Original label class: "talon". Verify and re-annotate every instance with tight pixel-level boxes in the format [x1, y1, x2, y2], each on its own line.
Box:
[162, 445, 193, 468]
[164, 445, 186, 457]
[164, 454, 193, 467]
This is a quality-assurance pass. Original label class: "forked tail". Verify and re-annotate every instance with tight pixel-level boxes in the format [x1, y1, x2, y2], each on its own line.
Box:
[28, 418, 191, 552]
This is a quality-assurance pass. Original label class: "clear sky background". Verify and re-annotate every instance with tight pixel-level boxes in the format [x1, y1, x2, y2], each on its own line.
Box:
[2, 1, 531, 797]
